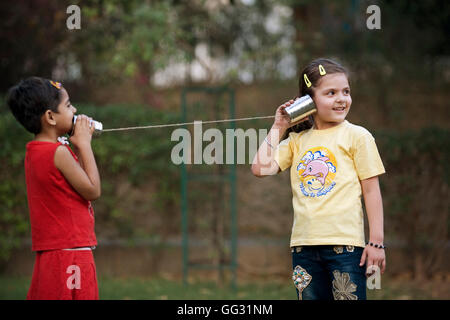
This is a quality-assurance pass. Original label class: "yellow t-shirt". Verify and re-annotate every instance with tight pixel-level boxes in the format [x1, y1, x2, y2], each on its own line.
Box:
[274, 120, 385, 248]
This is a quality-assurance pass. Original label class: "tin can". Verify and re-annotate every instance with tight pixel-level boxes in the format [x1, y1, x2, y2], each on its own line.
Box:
[284, 95, 317, 123]
[73, 115, 103, 136]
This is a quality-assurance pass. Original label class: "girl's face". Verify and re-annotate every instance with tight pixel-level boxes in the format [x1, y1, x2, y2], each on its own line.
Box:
[312, 73, 351, 130]
[53, 88, 77, 134]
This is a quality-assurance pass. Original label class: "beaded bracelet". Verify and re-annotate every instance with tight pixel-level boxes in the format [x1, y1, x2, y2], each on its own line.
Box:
[367, 242, 386, 249]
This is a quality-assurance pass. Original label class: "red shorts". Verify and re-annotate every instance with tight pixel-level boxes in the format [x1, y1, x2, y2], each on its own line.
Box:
[27, 249, 98, 300]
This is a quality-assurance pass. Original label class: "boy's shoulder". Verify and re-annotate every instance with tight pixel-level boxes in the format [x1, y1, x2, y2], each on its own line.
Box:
[26, 140, 64, 151]
[26, 141, 73, 161]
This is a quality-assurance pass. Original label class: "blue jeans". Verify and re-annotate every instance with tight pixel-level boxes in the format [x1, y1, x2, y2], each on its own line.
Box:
[291, 245, 367, 300]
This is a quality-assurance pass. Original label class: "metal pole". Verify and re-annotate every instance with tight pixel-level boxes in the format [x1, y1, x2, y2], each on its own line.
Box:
[229, 88, 238, 291]
[181, 89, 188, 286]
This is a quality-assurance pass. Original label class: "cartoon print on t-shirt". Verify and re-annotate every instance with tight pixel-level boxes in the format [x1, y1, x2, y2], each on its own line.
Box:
[297, 147, 337, 197]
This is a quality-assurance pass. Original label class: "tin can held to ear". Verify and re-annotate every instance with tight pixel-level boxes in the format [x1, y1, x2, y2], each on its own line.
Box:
[284, 94, 317, 123]
[73, 115, 103, 136]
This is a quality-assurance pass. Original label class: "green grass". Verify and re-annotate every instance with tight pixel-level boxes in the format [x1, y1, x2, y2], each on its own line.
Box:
[0, 276, 442, 300]
[99, 277, 297, 300]
[0, 276, 296, 300]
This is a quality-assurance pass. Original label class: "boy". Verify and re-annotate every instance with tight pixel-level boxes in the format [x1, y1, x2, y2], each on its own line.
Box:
[7, 77, 101, 299]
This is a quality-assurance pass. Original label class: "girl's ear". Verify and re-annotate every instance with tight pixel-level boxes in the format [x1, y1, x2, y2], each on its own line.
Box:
[43, 109, 57, 126]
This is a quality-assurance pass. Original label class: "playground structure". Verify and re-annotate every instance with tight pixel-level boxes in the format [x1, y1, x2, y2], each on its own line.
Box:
[180, 87, 238, 288]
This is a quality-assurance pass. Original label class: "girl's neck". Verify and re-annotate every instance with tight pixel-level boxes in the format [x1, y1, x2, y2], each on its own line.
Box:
[313, 118, 345, 130]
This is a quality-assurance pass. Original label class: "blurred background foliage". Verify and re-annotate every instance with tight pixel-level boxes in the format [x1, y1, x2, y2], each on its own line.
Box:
[1, 0, 449, 92]
[0, 103, 182, 258]
[0, 0, 449, 296]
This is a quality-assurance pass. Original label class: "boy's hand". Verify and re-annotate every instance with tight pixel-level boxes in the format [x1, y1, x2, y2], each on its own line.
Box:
[69, 115, 94, 148]
[56, 114, 101, 201]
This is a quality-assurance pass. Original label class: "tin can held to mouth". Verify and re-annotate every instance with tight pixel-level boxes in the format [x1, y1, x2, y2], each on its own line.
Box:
[284, 95, 317, 123]
[73, 115, 103, 136]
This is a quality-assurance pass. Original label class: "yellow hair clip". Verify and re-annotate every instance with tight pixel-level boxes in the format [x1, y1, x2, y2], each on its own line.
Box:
[319, 65, 326, 76]
[304, 74, 312, 88]
[50, 80, 61, 89]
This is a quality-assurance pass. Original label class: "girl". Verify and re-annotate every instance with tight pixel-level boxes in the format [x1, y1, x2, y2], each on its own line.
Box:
[251, 58, 386, 300]
[7, 77, 101, 299]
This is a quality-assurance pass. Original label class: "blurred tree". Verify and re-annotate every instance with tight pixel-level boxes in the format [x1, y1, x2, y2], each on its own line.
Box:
[0, 0, 301, 100]
[0, 0, 71, 92]
[1, 0, 449, 95]
[67, 0, 298, 92]
[286, 0, 450, 68]
[286, 0, 450, 125]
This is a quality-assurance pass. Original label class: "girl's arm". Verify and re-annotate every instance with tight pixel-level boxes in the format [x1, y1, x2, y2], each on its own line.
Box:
[251, 100, 306, 177]
[359, 175, 386, 274]
[54, 115, 101, 201]
[251, 123, 286, 177]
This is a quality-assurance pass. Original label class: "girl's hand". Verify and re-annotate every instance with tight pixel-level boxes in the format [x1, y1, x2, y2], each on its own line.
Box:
[273, 99, 309, 131]
[69, 115, 94, 148]
[360, 245, 386, 275]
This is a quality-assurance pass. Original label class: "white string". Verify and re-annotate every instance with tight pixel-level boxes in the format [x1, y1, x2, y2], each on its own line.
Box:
[102, 115, 275, 132]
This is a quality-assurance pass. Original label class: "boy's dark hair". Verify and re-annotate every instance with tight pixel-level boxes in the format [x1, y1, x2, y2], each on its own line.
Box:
[7, 77, 62, 134]
[282, 58, 349, 139]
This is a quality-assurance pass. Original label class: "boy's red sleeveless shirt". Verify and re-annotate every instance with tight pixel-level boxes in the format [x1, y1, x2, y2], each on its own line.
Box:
[25, 141, 97, 251]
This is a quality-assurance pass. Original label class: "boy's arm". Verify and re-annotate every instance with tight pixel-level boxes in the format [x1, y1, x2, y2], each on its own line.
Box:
[71, 145, 84, 169]
[54, 115, 101, 201]
[54, 146, 101, 200]
[359, 175, 386, 274]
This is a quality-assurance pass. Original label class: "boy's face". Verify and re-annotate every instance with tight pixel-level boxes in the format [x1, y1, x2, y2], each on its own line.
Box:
[52, 88, 77, 135]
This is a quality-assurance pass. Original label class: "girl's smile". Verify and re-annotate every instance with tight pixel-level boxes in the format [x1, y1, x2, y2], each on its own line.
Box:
[332, 105, 347, 112]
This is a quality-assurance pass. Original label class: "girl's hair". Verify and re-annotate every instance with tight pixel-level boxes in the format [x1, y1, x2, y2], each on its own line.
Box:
[282, 58, 349, 140]
[7, 77, 62, 134]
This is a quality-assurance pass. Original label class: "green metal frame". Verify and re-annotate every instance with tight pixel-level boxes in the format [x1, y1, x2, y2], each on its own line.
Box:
[180, 87, 237, 289]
